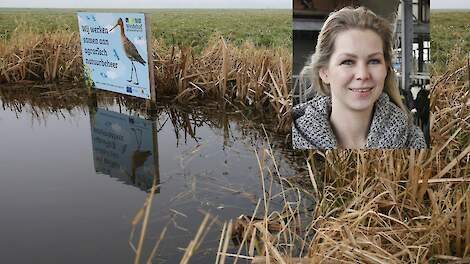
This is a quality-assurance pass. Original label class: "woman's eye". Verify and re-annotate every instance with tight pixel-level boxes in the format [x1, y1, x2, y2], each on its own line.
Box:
[340, 60, 353, 65]
[369, 59, 381, 64]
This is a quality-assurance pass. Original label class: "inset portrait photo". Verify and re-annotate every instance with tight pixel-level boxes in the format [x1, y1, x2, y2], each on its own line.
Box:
[292, 0, 430, 149]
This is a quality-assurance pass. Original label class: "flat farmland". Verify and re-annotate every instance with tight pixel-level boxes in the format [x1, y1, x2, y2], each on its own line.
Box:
[430, 11, 470, 72]
[0, 9, 292, 51]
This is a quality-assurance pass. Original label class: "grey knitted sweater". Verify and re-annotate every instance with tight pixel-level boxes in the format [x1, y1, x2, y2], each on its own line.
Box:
[292, 93, 427, 149]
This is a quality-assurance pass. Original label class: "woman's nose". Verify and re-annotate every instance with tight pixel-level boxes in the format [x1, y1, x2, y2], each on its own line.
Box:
[355, 63, 370, 80]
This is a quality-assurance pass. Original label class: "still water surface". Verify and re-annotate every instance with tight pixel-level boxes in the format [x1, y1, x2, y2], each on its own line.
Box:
[0, 94, 302, 263]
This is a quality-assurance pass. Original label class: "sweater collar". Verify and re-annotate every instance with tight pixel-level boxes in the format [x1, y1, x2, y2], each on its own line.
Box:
[295, 92, 408, 149]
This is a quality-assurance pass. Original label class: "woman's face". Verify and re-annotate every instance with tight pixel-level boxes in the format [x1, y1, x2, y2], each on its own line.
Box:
[320, 29, 387, 113]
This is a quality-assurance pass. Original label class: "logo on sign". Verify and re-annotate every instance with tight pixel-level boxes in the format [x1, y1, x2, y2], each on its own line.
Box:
[124, 17, 143, 32]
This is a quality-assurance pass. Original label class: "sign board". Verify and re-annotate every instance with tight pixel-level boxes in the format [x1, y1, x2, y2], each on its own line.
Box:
[90, 108, 159, 191]
[77, 12, 155, 100]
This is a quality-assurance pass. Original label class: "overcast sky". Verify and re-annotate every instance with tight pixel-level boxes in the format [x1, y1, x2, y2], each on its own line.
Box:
[431, 0, 470, 9]
[0, 0, 468, 9]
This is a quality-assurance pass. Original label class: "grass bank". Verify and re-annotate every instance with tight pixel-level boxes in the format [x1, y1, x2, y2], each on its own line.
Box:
[0, 32, 292, 132]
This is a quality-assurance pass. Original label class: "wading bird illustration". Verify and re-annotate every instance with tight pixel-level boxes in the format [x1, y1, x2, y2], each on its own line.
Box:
[110, 18, 146, 85]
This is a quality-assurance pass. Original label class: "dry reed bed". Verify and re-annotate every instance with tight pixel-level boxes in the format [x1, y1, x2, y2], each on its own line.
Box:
[0, 32, 82, 83]
[0, 31, 292, 132]
[216, 50, 470, 263]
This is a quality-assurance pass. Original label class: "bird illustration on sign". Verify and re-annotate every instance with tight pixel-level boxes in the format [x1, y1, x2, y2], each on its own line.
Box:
[110, 18, 146, 85]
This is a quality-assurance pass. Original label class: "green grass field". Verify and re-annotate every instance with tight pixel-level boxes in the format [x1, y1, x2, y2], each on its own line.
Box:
[0, 9, 291, 51]
[430, 11, 470, 72]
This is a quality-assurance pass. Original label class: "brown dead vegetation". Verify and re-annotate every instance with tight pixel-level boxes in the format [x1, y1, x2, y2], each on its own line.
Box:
[0, 31, 292, 132]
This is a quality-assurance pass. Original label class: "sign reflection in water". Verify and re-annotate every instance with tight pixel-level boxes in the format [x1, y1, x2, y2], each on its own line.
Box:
[89, 107, 159, 192]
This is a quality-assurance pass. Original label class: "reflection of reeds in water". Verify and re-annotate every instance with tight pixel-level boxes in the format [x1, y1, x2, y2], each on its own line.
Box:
[217, 48, 470, 262]
[130, 177, 218, 263]
[0, 85, 155, 123]
[0, 32, 291, 132]
[0, 83, 87, 123]
[0, 86, 299, 170]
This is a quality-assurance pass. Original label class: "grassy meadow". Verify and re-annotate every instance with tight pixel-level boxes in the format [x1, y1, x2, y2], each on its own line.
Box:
[430, 11, 470, 74]
[0, 9, 291, 50]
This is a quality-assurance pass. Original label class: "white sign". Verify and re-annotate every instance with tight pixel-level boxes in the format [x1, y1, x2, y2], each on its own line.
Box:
[77, 13, 154, 100]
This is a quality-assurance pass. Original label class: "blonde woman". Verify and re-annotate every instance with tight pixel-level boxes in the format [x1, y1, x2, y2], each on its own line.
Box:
[292, 6, 426, 149]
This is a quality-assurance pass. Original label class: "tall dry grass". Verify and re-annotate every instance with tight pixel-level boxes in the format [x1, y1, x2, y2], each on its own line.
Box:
[0, 31, 292, 132]
[0, 31, 82, 83]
